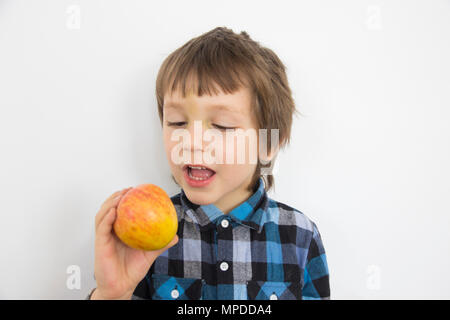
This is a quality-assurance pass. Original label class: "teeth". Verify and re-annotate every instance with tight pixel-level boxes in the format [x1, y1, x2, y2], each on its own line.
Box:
[188, 169, 209, 181]
[186, 165, 214, 181]
[189, 166, 208, 170]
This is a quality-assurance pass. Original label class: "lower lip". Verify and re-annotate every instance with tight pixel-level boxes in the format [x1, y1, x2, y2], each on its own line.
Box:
[183, 167, 216, 188]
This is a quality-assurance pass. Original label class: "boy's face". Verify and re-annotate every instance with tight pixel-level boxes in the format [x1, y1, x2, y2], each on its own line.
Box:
[162, 84, 260, 213]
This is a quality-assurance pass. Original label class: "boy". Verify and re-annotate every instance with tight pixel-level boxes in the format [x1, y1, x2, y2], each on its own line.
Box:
[88, 27, 330, 300]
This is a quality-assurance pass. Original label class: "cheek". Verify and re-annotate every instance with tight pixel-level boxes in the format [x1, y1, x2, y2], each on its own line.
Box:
[221, 133, 258, 165]
[162, 130, 177, 164]
[162, 128, 170, 147]
[218, 134, 258, 177]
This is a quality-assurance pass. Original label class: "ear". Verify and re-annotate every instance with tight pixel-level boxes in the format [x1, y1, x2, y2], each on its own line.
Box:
[259, 144, 280, 164]
[257, 129, 284, 165]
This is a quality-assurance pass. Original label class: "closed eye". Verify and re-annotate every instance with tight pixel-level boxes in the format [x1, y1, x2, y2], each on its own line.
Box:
[213, 124, 236, 131]
[167, 122, 235, 131]
[166, 121, 186, 127]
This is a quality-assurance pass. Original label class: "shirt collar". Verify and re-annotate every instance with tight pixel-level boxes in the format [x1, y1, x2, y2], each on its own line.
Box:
[179, 177, 269, 233]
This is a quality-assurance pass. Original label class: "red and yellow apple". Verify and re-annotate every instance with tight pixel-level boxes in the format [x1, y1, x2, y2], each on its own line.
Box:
[113, 184, 178, 251]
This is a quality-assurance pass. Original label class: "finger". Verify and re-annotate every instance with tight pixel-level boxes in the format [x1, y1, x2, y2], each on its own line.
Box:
[95, 195, 121, 232]
[100, 187, 132, 211]
[107, 190, 123, 201]
[96, 207, 117, 246]
[102, 188, 126, 206]
[95, 188, 132, 232]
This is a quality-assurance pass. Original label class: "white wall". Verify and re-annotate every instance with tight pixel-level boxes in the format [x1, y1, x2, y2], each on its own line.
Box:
[0, 0, 449, 299]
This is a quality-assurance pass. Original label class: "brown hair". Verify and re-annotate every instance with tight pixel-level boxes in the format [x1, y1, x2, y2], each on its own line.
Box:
[155, 27, 299, 193]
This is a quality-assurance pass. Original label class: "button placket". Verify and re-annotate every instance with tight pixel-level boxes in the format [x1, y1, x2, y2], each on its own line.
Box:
[215, 217, 233, 298]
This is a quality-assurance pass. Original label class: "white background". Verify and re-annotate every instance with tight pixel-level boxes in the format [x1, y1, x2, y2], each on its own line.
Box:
[0, 0, 449, 299]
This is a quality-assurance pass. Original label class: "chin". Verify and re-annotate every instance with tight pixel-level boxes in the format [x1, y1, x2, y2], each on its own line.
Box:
[183, 186, 214, 206]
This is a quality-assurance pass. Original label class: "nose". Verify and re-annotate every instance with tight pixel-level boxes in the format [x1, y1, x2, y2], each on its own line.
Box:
[182, 120, 208, 163]
[185, 119, 206, 146]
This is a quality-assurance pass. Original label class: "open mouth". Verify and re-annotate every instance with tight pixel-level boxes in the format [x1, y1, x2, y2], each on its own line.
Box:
[182, 164, 216, 181]
[182, 165, 217, 188]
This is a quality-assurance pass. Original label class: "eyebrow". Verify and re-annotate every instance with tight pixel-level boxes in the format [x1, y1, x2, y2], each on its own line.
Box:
[164, 102, 239, 114]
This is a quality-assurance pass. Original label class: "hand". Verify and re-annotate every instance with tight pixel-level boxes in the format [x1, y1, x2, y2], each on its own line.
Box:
[92, 187, 179, 300]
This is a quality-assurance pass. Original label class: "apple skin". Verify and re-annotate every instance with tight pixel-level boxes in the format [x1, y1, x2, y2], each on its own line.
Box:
[113, 184, 178, 251]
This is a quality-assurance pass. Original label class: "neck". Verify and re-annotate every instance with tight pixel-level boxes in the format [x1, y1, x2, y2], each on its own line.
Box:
[213, 178, 254, 214]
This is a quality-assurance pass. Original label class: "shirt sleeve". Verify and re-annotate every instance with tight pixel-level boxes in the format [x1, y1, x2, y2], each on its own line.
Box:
[84, 288, 148, 300]
[302, 221, 330, 300]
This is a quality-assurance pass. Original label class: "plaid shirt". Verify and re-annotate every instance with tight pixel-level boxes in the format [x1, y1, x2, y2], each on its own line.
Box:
[129, 177, 330, 300]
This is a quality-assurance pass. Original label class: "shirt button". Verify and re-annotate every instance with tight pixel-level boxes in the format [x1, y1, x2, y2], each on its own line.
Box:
[270, 293, 278, 300]
[171, 289, 179, 299]
[221, 219, 229, 228]
[219, 261, 229, 271]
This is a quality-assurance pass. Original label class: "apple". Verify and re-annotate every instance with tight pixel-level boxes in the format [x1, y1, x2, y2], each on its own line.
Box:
[113, 184, 178, 251]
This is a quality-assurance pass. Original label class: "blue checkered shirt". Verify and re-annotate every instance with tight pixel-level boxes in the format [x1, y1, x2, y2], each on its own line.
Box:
[131, 177, 330, 300]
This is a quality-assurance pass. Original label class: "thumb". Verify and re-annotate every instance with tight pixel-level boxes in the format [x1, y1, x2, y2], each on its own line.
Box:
[166, 234, 179, 249]
[144, 235, 179, 259]
[157, 234, 179, 253]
